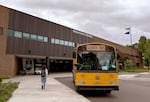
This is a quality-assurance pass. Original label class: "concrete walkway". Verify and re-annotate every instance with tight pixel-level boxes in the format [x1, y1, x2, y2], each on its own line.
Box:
[4, 73, 90, 102]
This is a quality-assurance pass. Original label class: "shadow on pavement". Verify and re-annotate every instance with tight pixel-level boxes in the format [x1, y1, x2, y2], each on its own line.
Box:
[55, 77, 116, 98]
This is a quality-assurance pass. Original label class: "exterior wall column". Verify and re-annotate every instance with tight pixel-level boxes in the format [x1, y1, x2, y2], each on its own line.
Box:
[0, 6, 17, 77]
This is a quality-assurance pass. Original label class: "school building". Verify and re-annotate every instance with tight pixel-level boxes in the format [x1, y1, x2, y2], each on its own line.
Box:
[0, 5, 143, 77]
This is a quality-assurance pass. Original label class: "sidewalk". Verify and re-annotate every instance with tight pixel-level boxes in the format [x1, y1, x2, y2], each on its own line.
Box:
[119, 72, 150, 81]
[5, 73, 90, 102]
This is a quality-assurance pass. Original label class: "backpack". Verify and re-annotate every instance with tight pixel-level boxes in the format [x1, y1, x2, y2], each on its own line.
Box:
[41, 71, 46, 77]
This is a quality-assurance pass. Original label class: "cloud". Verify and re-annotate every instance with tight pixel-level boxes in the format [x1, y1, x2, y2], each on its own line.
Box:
[1, 0, 150, 45]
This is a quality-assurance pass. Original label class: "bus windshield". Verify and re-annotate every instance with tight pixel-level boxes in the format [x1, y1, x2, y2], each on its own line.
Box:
[77, 51, 116, 71]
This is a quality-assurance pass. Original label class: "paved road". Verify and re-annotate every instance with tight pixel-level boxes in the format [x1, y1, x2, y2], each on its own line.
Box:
[56, 73, 150, 102]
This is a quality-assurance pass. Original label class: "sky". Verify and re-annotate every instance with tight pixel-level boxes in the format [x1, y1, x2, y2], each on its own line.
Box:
[1, 0, 150, 46]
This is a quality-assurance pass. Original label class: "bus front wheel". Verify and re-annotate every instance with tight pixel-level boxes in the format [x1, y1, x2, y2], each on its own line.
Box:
[74, 86, 80, 92]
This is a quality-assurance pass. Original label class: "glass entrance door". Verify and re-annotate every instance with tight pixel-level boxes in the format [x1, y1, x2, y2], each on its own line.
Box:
[23, 58, 34, 74]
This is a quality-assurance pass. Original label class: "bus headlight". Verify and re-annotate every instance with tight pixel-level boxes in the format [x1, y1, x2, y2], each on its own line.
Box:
[78, 81, 86, 85]
[109, 81, 116, 85]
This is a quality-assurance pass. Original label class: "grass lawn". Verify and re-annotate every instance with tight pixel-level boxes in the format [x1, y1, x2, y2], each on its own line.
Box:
[0, 77, 19, 102]
[120, 68, 150, 73]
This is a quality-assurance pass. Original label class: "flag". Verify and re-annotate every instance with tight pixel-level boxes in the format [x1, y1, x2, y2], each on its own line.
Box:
[125, 31, 130, 34]
[125, 27, 131, 34]
[125, 27, 131, 30]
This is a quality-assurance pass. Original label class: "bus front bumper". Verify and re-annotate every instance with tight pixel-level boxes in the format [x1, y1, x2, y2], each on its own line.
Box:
[76, 86, 119, 91]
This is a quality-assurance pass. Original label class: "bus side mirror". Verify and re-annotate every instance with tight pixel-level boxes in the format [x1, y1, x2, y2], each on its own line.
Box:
[74, 63, 82, 70]
[74, 63, 81, 67]
[73, 51, 76, 58]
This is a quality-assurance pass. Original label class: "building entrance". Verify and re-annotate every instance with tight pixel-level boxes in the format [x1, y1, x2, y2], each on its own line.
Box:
[22, 59, 34, 74]
[18, 58, 73, 75]
[18, 58, 46, 75]
[49, 59, 72, 72]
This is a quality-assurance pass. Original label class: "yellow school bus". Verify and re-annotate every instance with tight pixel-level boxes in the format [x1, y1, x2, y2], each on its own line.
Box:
[72, 42, 119, 93]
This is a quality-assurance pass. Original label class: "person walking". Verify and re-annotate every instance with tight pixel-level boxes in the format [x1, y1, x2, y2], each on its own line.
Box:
[41, 65, 48, 90]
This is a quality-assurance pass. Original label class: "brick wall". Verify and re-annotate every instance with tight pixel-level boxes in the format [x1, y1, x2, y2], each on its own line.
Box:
[0, 6, 17, 77]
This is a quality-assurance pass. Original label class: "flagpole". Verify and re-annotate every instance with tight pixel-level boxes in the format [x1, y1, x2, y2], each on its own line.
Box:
[125, 27, 134, 70]
[125, 27, 133, 47]
[129, 27, 133, 48]
[129, 27, 134, 70]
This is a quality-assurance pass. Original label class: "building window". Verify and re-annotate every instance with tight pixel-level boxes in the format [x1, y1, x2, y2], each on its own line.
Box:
[64, 41, 69, 46]
[44, 37, 48, 42]
[55, 39, 60, 44]
[0, 27, 3, 35]
[14, 31, 22, 38]
[68, 42, 72, 46]
[51, 38, 55, 43]
[51, 38, 75, 47]
[31, 34, 37, 40]
[23, 33, 30, 39]
[37, 35, 44, 41]
[60, 40, 64, 45]
[72, 42, 75, 47]
[8, 29, 14, 36]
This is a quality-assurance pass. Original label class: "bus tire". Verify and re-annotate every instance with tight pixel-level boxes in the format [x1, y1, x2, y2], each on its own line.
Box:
[74, 86, 80, 92]
[72, 75, 75, 83]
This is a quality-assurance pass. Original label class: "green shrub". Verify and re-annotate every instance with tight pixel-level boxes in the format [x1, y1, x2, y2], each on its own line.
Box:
[0, 75, 9, 79]
[124, 59, 133, 70]
[120, 68, 149, 72]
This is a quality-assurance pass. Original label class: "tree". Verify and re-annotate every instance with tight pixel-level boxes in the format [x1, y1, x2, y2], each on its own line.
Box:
[144, 39, 150, 69]
[138, 36, 150, 68]
[138, 36, 147, 53]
